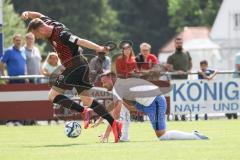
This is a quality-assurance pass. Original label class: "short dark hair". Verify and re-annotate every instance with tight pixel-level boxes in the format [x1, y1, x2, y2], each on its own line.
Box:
[175, 37, 182, 41]
[27, 18, 44, 32]
[100, 71, 116, 78]
[200, 60, 208, 66]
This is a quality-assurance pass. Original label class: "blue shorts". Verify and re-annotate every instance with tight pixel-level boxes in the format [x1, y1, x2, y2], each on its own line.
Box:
[135, 95, 166, 131]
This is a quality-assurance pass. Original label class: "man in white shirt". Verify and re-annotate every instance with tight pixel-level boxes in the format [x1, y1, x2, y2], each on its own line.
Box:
[98, 72, 209, 142]
[23, 32, 42, 83]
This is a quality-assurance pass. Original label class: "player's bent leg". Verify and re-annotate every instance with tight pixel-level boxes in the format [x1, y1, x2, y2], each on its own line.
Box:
[80, 89, 122, 143]
[79, 90, 93, 106]
[155, 130, 166, 137]
[79, 90, 93, 129]
[119, 105, 130, 142]
[80, 89, 114, 126]
[49, 87, 85, 112]
[48, 88, 61, 102]
[145, 96, 208, 140]
[159, 130, 209, 140]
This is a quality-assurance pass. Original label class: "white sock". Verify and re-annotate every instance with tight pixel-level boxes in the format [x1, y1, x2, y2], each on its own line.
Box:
[159, 130, 200, 140]
[119, 105, 130, 141]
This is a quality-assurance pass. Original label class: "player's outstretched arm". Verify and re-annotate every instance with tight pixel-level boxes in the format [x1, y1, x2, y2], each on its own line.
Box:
[76, 39, 109, 53]
[21, 11, 44, 20]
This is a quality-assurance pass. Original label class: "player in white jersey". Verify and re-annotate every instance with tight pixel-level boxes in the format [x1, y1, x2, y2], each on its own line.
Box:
[97, 72, 209, 142]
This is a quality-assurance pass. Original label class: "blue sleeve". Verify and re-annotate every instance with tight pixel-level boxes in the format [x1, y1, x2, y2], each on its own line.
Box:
[198, 73, 203, 79]
[104, 57, 111, 70]
[1, 50, 11, 63]
[209, 69, 215, 74]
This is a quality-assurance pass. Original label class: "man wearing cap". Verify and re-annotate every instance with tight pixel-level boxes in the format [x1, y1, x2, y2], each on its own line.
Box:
[96, 72, 209, 142]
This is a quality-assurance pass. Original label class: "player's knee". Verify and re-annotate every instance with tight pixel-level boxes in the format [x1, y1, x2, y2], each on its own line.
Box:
[48, 88, 61, 102]
[48, 92, 54, 102]
[48, 91, 58, 102]
[155, 130, 166, 138]
[80, 96, 93, 106]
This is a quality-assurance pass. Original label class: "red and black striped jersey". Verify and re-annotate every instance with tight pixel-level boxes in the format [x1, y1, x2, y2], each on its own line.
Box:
[40, 16, 80, 67]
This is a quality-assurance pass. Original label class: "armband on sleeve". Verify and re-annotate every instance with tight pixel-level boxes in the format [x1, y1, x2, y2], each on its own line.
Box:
[59, 30, 79, 45]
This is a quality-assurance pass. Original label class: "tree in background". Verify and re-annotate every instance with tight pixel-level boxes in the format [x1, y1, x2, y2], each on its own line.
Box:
[168, 0, 223, 32]
[11, 0, 222, 54]
[12, 0, 176, 54]
[12, 0, 123, 53]
[3, 0, 46, 55]
[110, 0, 175, 54]
[2, 0, 25, 49]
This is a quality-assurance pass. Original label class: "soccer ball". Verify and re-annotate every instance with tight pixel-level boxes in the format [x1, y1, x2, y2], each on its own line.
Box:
[64, 121, 81, 138]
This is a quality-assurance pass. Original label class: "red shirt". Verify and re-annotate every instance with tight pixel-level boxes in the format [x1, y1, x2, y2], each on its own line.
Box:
[140, 53, 158, 70]
[115, 56, 137, 77]
[41, 16, 80, 68]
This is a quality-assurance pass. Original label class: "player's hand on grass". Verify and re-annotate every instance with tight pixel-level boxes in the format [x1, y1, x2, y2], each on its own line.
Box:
[99, 125, 111, 143]
[99, 133, 109, 143]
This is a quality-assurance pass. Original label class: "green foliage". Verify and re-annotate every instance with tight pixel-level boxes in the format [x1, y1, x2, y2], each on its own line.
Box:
[2, 0, 26, 49]
[2, 0, 46, 55]
[110, 0, 175, 53]
[168, 0, 222, 32]
[12, 0, 174, 54]
[12, 0, 123, 53]
[10, 0, 222, 53]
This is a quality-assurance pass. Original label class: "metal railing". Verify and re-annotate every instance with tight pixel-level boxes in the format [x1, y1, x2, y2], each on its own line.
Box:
[0, 75, 47, 80]
[0, 70, 240, 80]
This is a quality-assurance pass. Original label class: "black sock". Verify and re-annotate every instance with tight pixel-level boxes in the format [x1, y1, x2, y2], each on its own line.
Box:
[90, 100, 114, 126]
[53, 94, 84, 112]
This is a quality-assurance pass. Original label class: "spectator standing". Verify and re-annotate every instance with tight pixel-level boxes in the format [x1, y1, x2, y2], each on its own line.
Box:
[135, 42, 158, 70]
[115, 40, 137, 78]
[166, 37, 192, 79]
[23, 32, 42, 83]
[196, 60, 217, 120]
[225, 53, 240, 119]
[0, 34, 26, 84]
[89, 52, 111, 85]
[42, 52, 62, 78]
[166, 37, 192, 121]
[0, 34, 26, 126]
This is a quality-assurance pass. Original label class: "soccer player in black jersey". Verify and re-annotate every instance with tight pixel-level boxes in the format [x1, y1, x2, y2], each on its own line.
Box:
[21, 11, 122, 143]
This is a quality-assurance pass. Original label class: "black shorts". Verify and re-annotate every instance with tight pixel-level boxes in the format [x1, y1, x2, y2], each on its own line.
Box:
[51, 57, 93, 94]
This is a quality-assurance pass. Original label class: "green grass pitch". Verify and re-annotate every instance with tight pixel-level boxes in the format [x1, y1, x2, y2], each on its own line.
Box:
[0, 120, 240, 160]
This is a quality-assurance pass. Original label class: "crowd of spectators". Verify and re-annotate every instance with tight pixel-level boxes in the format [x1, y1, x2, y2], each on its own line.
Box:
[0, 35, 238, 123]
